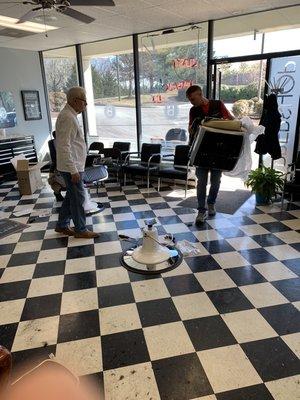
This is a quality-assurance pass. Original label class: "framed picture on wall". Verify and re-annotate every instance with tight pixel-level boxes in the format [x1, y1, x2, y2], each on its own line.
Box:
[21, 90, 42, 121]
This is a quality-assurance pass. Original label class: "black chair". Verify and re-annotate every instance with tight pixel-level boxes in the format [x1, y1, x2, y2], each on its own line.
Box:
[157, 145, 191, 197]
[165, 128, 188, 142]
[86, 141, 104, 167]
[281, 151, 300, 210]
[122, 143, 161, 189]
[101, 142, 131, 184]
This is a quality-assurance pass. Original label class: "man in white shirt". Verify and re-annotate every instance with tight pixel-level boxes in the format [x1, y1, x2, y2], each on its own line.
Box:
[55, 86, 99, 238]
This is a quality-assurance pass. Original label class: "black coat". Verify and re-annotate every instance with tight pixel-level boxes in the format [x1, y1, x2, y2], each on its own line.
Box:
[255, 95, 282, 160]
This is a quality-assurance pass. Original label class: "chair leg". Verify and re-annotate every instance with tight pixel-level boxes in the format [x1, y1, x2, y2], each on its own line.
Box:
[147, 171, 150, 191]
[158, 178, 161, 192]
[185, 177, 188, 198]
[280, 191, 285, 211]
[124, 173, 126, 187]
[96, 182, 99, 194]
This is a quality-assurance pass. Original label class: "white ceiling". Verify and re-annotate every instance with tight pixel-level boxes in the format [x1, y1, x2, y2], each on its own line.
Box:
[0, 0, 299, 51]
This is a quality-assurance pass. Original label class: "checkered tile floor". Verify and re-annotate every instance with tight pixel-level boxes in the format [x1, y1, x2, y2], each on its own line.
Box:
[0, 177, 300, 400]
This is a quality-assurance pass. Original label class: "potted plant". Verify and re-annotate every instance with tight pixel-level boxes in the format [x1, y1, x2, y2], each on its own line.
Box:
[245, 166, 284, 205]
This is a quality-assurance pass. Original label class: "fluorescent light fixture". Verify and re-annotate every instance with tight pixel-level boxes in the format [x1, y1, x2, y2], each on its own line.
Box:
[0, 14, 58, 33]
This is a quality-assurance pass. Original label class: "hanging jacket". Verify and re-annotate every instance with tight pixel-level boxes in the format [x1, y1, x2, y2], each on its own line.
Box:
[255, 94, 282, 160]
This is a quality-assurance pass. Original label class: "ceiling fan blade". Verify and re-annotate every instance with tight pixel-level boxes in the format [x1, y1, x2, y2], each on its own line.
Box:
[17, 8, 41, 23]
[59, 7, 95, 24]
[69, 0, 115, 6]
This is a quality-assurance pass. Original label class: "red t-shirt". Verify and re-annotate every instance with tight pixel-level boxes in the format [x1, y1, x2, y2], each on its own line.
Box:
[189, 100, 233, 126]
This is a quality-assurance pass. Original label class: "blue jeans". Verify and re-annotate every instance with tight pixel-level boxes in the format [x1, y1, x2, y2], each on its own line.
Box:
[56, 171, 86, 233]
[196, 167, 222, 212]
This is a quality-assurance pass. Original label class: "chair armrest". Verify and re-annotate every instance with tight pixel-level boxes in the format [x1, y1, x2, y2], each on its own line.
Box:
[124, 151, 140, 164]
[147, 153, 161, 168]
[162, 154, 175, 158]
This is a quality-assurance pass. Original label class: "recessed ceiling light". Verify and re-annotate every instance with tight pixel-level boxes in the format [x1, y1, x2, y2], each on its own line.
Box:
[0, 14, 58, 33]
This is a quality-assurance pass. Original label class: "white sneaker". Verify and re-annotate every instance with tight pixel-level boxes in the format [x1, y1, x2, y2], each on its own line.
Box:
[208, 204, 216, 216]
[195, 211, 207, 224]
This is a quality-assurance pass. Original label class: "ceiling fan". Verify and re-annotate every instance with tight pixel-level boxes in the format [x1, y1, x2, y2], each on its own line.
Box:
[0, 0, 115, 24]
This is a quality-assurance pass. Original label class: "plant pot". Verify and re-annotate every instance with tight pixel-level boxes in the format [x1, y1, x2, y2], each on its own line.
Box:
[255, 193, 271, 205]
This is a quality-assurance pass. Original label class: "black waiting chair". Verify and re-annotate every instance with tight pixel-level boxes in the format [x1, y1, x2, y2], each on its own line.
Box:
[165, 128, 188, 142]
[281, 151, 300, 210]
[157, 145, 191, 197]
[86, 141, 104, 167]
[102, 141, 131, 184]
[122, 143, 161, 189]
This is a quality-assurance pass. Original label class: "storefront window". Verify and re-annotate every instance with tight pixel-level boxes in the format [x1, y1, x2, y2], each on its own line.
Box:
[81, 37, 137, 151]
[213, 6, 300, 59]
[43, 46, 81, 131]
[138, 23, 208, 153]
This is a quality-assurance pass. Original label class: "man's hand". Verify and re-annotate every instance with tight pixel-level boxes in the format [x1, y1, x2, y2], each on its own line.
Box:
[71, 172, 80, 184]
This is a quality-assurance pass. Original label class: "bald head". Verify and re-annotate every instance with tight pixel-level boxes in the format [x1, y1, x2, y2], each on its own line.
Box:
[67, 86, 87, 113]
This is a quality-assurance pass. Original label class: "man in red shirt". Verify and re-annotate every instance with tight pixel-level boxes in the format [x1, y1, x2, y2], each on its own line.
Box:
[186, 85, 234, 224]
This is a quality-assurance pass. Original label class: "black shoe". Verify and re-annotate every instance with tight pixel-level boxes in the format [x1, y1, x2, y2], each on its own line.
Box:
[55, 193, 64, 202]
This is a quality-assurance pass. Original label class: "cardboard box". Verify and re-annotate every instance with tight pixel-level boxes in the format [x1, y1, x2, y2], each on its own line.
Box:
[16, 159, 48, 195]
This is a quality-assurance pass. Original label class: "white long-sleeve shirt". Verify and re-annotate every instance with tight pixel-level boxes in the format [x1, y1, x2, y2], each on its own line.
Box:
[55, 104, 86, 175]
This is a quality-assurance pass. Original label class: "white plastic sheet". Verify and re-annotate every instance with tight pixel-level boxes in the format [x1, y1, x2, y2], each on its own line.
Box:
[224, 116, 265, 181]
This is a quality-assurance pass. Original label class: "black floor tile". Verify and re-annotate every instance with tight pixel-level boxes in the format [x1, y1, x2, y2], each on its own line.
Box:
[149, 203, 170, 210]
[0, 323, 18, 350]
[283, 258, 300, 276]
[260, 222, 291, 233]
[0, 280, 30, 301]
[216, 384, 274, 400]
[41, 237, 69, 250]
[94, 231, 119, 243]
[184, 316, 237, 351]
[173, 232, 199, 243]
[133, 210, 156, 219]
[229, 216, 256, 226]
[116, 220, 139, 230]
[67, 245, 95, 259]
[47, 221, 58, 230]
[239, 248, 277, 264]
[34, 202, 54, 210]
[21, 294, 62, 321]
[225, 266, 266, 286]
[7, 252, 39, 267]
[19, 230, 45, 242]
[128, 271, 161, 282]
[0, 243, 16, 255]
[173, 207, 196, 215]
[271, 278, 300, 302]
[269, 211, 297, 221]
[109, 195, 127, 201]
[153, 353, 213, 400]
[259, 303, 300, 335]
[164, 274, 203, 296]
[33, 260, 66, 278]
[241, 337, 300, 381]
[101, 329, 150, 370]
[58, 310, 100, 343]
[98, 283, 135, 308]
[185, 255, 221, 273]
[95, 253, 122, 269]
[207, 288, 254, 314]
[291, 242, 300, 253]
[216, 227, 246, 239]
[158, 216, 183, 225]
[111, 206, 132, 214]
[202, 240, 235, 254]
[128, 199, 147, 206]
[63, 271, 97, 292]
[137, 298, 180, 327]
[252, 234, 284, 247]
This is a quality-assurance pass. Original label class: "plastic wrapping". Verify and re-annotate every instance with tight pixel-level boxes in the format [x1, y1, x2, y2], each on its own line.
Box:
[176, 240, 202, 257]
[224, 116, 265, 181]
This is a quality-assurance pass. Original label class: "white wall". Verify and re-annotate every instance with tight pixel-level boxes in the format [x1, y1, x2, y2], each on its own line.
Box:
[0, 47, 50, 158]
